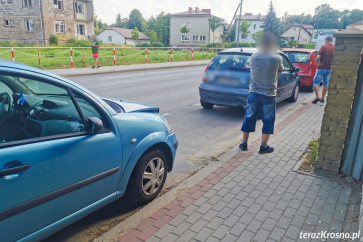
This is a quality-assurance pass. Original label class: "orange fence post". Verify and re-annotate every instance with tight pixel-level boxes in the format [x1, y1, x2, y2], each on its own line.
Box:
[70, 48, 74, 69]
[209, 48, 211, 60]
[113, 48, 116, 66]
[37, 48, 41, 68]
[192, 48, 194, 61]
[11, 48, 15, 61]
[145, 48, 148, 64]
[171, 49, 173, 62]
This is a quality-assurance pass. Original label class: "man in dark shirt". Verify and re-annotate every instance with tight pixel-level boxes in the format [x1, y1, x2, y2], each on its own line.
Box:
[312, 36, 335, 103]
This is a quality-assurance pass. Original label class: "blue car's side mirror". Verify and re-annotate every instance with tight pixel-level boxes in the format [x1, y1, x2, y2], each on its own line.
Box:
[294, 67, 300, 72]
[87, 117, 104, 135]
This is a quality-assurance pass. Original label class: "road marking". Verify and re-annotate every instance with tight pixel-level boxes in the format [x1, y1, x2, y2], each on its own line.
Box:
[194, 103, 200, 106]
[163, 113, 170, 117]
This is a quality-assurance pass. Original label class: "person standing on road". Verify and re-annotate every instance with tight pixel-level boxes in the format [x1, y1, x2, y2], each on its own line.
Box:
[239, 32, 283, 154]
[312, 36, 335, 103]
[91, 35, 101, 69]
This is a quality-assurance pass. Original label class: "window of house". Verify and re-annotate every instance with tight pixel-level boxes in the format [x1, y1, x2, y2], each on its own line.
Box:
[192, 35, 198, 41]
[25, 19, 34, 32]
[54, 0, 63, 9]
[4, 19, 9, 27]
[181, 34, 190, 41]
[181, 22, 191, 28]
[10, 19, 15, 27]
[108, 36, 112, 42]
[8, 0, 13, 3]
[199, 35, 206, 42]
[76, 24, 85, 35]
[55, 21, 65, 33]
[1, 0, 6, 3]
[74, 2, 83, 14]
[23, 0, 31, 7]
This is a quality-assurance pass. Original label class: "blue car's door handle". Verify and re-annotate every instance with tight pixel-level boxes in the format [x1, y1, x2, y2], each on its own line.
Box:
[0, 164, 30, 177]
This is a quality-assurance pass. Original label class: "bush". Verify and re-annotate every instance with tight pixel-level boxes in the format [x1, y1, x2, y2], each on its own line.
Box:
[297, 43, 316, 49]
[204, 42, 223, 48]
[150, 42, 164, 47]
[223, 42, 256, 48]
[136, 43, 150, 47]
[49, 35, 59, 45]
[63, 39, 90, 47]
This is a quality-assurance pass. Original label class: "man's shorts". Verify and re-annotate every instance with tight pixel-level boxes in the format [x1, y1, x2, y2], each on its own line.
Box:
[241, 92, 276, 134]
[313, 69, 332, 87]
[92, 52, 99, 59]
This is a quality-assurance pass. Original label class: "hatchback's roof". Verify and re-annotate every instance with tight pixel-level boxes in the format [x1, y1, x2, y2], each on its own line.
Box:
[282, 48, 315, 53]
[219, 48, 258, 54]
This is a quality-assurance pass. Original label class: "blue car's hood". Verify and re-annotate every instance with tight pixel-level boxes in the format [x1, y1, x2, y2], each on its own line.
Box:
[103, 98, 159, 113]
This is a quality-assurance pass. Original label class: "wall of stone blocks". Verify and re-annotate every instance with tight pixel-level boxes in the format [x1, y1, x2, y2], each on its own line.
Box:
[316, 34, 363, 172]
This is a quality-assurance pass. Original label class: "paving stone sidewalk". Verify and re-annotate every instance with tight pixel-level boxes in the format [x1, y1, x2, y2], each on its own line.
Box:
[119, 103, 361, 242]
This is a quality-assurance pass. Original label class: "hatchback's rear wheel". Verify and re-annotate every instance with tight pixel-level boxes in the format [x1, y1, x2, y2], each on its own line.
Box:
[200, 100, 214, 109]
[127, 149, 168, 204]
[288, 85, 300, 102]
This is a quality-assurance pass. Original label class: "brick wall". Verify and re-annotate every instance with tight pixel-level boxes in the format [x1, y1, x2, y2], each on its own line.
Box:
[316, 28, 363, 172]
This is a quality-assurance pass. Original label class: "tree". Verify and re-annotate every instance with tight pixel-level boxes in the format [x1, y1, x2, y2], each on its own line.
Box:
[131, 27, 140, 40]
[313, 4, 342, 29]
[94, 15, 108, 34]
[209, 16, 222, 45]
[240, 20, 251, 42]
[263, 2, 281, 38]
[113, 13, 127, 28]
[145, 30, 157, 43]
[341, 9, 363, 28]
[282, 13, 314, 25]
[180, 25, 190, 47]
[147, 12, 169, 45]
[127, 9, 147, 32]
[252, 30, 263, 42]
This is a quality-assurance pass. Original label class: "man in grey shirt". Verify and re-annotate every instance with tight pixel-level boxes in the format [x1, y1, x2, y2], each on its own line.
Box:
[240, 32, 283, 154]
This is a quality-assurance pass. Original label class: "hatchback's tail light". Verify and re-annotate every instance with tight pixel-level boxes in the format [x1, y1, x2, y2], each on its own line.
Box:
[202, 65, 208, 83]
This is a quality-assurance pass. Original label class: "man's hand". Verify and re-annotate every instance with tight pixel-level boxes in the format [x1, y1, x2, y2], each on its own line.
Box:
[316, 54, 321, 60]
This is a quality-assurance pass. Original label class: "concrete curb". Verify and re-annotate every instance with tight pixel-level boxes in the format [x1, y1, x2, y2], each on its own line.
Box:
[48, 60, 210, 77]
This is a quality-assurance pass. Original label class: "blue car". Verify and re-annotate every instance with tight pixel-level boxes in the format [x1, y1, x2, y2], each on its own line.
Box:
[199, 48, 300, 109]
[0, 60, 177, 241]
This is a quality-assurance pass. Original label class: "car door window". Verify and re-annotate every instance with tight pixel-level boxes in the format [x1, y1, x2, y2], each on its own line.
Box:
[72, 91, 111, 132]
[0, 74, 86, 145]
[282, 56, 292, 71]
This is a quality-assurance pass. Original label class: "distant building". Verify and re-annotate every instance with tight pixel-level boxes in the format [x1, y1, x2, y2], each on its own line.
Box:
[234, 13, 265, 43]
[97, 27, 150, 46]
[282, 24, 313, 44]
[347, 20, 363, 30]
[166, 7, 224, 47]
[0, 0, 94, 45]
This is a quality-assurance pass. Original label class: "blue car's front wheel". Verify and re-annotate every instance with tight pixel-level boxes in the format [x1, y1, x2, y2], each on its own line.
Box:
[127, 149, 168, 204]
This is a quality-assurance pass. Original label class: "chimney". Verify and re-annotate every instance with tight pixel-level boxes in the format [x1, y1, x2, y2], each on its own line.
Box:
[195, 7, 199, 13]
[188, 7, 193, 13]
[246, 13, 252, 16]
[201, 9, 211, 14]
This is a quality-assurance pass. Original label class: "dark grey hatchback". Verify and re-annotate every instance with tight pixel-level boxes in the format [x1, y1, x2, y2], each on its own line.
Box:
[199, 48, 301, 109]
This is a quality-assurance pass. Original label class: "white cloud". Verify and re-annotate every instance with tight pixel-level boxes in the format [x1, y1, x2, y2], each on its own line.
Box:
[94, 0, 363, 25]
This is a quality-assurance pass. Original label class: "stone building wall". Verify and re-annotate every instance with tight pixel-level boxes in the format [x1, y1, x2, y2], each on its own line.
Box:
[316, 28, 363, 172]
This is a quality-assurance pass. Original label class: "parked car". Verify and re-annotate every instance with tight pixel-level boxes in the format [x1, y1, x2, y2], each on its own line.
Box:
[0, 60, 178, 241]
[199, 48, 301, 109]
[282, 48, 318, 92]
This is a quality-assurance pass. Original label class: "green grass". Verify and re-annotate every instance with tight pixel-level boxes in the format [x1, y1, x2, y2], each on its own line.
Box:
[307, 139, 319, 166]
[0, 47, 217, 70]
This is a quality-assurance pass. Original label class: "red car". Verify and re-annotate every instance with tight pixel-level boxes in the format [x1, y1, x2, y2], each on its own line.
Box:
[282, 49, 318, 92]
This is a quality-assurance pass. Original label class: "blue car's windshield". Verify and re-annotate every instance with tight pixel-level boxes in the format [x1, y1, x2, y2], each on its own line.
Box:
[208, 54, 251, 71]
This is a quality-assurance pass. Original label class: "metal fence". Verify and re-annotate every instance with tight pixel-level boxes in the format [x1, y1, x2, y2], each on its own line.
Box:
[0, 47, 226, 70]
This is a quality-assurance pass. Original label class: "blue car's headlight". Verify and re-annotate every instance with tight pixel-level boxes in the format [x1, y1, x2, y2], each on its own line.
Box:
[164, 118, 173, 135]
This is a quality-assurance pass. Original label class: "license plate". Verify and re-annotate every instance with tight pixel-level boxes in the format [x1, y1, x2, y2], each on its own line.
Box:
[218, 78, 239, 85]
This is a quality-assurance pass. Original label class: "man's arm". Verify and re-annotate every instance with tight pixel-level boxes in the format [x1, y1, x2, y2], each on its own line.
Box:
[278, 56, 283, 75]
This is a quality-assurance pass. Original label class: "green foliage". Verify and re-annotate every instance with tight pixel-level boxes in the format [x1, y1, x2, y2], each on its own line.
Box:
[64, 38, 91, 47]
[49, 35, 59, 45]
[113, 13, 127, 28]
[204, 42, 223, 48]
[127, 9, 147, 32]
[341, 9, 363, 28]
[180, 25, 190, 34]
[131, 27, 140, 40]
[145, 30, 157, 43]
[282, 13, 314, 26]
[240, 20, 251, 40]
[147, 12, 169, 45]
[307, 140, 319, 166]
[150, 42, 164, 47]
[136, 43, 150, 47]
[252, 30, 263, 42]
[0, 41, 33, 47]
[94, 15, 108, 34]
[223, 42, 256, 48]
[209, 16, 222, 33]
[314, 4, 343, 29]
[263, 2, 281, 38]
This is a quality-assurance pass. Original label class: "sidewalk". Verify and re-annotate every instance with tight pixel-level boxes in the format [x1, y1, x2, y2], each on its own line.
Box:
[115, 102, 360, 242]
[48, 60, 210, 77]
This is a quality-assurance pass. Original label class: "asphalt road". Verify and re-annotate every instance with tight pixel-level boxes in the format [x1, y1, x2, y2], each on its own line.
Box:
[45, 65, 316, 241]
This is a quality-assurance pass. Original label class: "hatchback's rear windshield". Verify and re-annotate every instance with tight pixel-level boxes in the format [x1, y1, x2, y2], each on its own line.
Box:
[208, 54, 251, 71]
[284, 52, 310, 63]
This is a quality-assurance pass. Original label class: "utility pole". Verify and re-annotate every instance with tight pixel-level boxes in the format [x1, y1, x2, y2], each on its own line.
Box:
[236, 0, 243, 46]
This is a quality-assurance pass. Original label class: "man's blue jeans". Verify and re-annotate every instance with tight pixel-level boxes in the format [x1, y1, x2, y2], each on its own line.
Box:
[241, 92, 276, 134]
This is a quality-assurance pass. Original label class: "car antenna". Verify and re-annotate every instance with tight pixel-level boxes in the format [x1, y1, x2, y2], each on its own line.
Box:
[240, 48, 243, 52]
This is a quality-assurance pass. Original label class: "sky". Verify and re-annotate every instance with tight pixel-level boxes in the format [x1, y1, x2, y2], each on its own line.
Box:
[94, 0, 363, 25]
